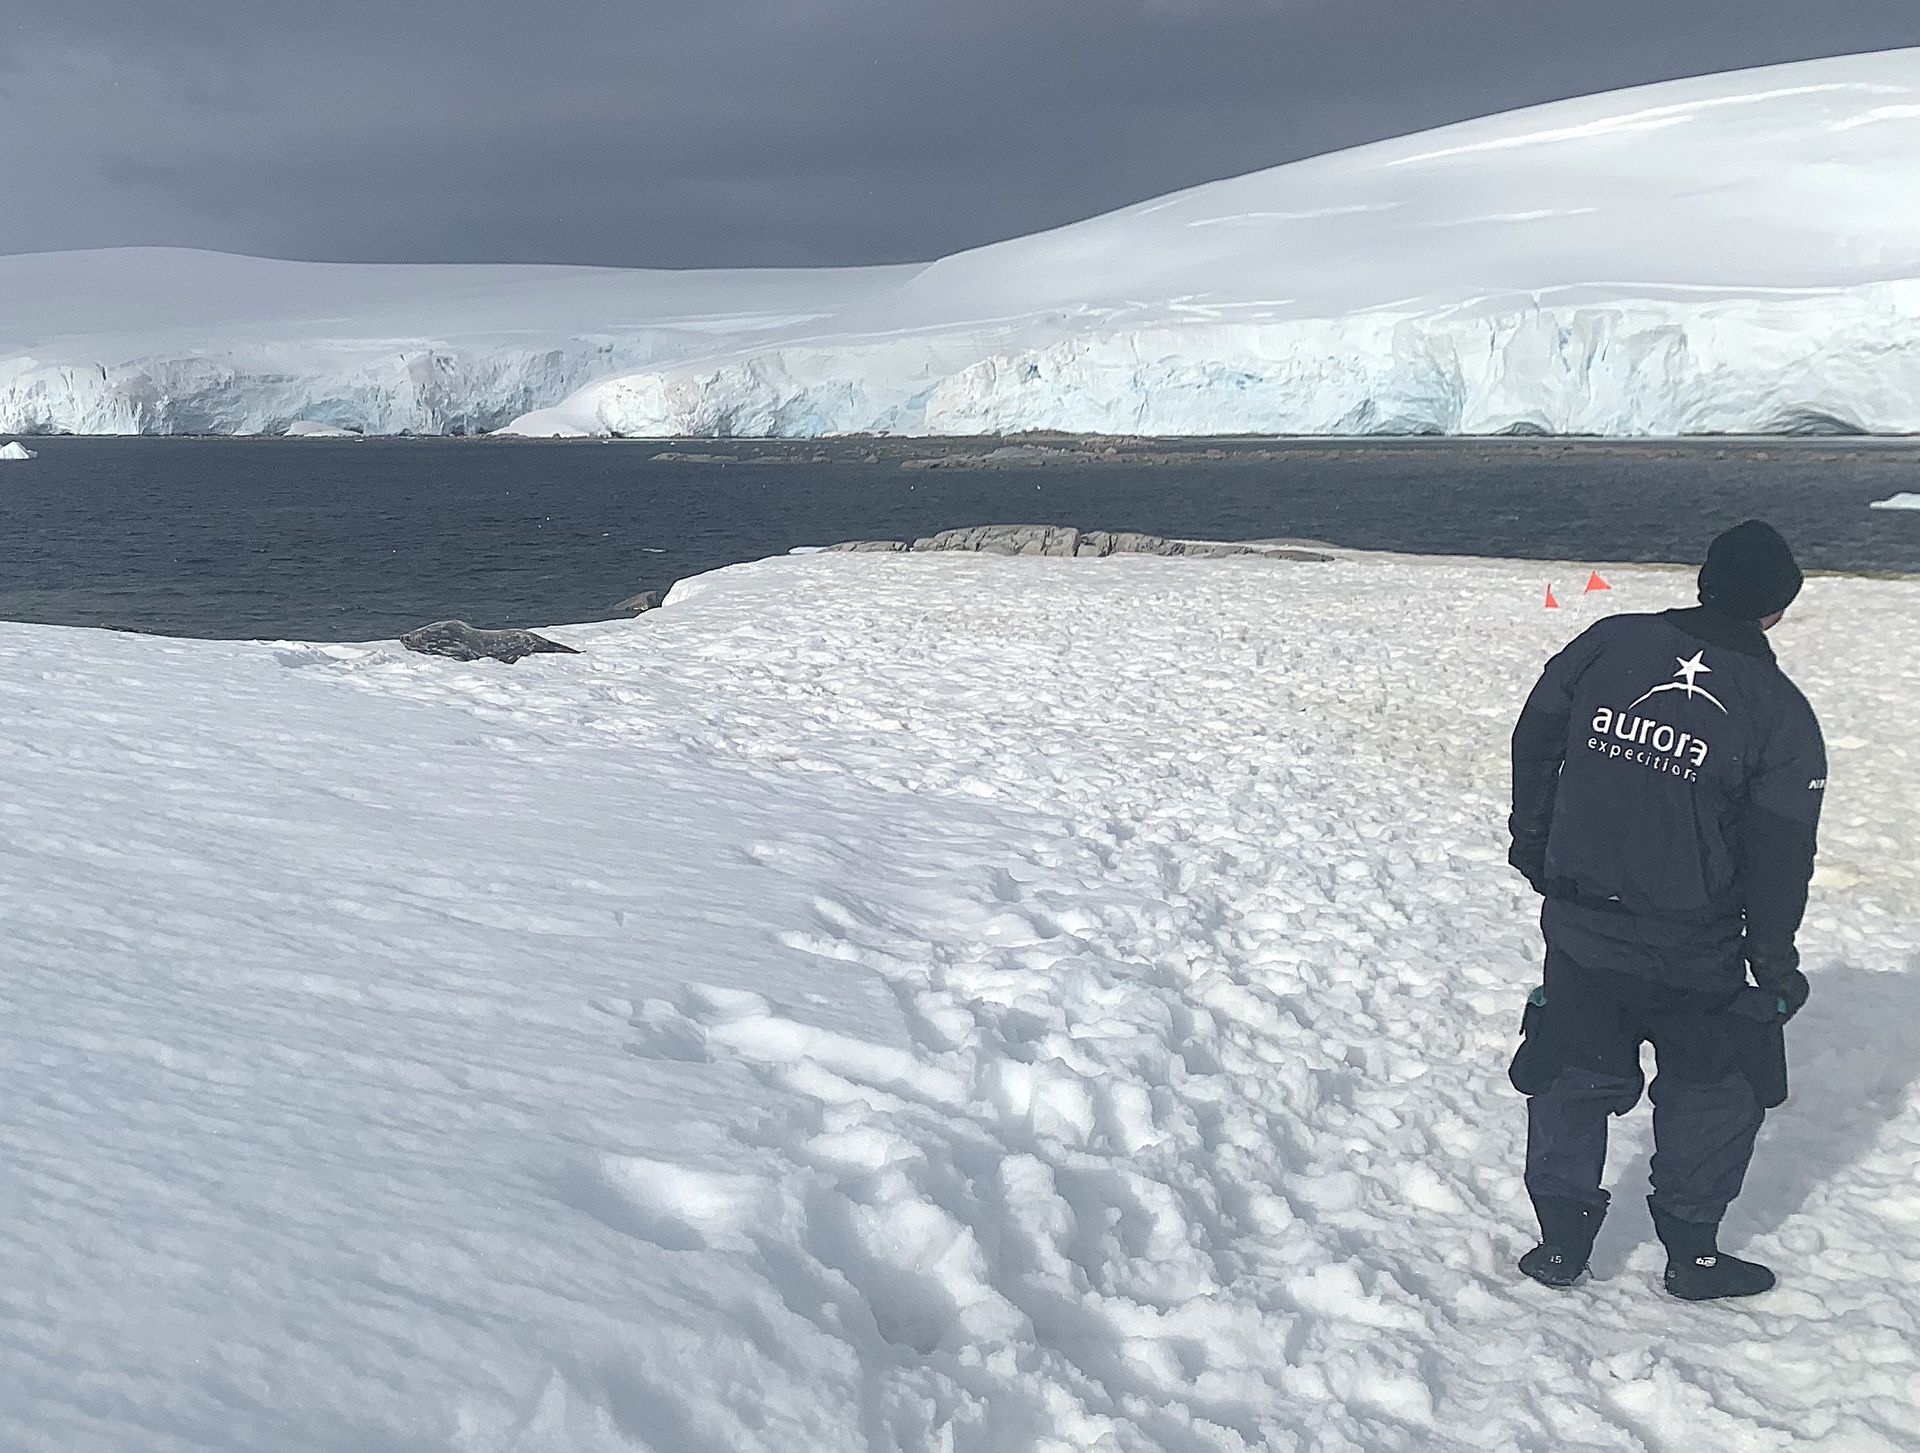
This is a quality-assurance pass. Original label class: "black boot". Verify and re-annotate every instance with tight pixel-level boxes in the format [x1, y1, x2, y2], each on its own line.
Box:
[1519, 1195, 1604, 1288]
[1649, 1199, 1775, 1301]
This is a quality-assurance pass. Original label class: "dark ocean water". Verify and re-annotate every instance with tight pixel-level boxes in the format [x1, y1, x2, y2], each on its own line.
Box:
[1, 436, 1915, 640]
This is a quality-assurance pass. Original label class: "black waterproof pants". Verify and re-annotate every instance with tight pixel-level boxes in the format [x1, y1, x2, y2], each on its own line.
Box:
[1512, 951, 1783, 1227]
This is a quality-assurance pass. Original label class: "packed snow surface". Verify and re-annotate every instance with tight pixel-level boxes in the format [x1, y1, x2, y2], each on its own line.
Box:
[9, 49, 1920, 437]
[5, 549, 1918, 1451]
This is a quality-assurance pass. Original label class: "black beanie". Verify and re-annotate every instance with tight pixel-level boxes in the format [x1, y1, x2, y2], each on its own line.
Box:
[1698, 520, 1803, 620]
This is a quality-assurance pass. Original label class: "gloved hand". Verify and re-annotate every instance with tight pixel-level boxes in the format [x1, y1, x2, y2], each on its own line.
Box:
[1508, 836, 1548, 895]
[1733, 948, 1810, 1024]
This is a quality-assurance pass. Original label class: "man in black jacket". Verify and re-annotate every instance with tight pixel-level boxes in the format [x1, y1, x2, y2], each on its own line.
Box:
[1507, 520, 1825, 1300]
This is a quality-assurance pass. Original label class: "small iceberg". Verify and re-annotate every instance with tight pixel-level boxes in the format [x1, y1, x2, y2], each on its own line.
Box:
[1868, 492, 1920, 511]
[285, 420, 361, 438]
[0, 441, 37, 460]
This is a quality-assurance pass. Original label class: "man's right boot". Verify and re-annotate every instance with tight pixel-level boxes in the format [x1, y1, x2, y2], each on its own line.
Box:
[1649, 1199, 1775, 1301]
[1519, 1195, 1605, 1288]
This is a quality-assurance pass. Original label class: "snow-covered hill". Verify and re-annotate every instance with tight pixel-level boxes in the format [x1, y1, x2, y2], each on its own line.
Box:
[519, 48, 1920, 438]
[7, 49, 1920, 436]
[6, 549, 1917, 1448]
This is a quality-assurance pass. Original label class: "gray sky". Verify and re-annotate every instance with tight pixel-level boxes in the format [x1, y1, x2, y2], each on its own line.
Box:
[3, 1, 1918, 270]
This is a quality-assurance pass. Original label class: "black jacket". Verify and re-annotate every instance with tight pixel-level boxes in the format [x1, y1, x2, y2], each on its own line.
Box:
[1510, 606, 1825, 990]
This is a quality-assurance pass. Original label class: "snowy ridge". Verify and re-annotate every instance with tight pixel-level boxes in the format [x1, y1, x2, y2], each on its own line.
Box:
[6, 550, 1918, 1449]
[521, 48, 1920, 438]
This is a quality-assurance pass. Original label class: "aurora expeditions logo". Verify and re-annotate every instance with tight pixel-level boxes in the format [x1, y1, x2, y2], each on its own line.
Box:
[1626, 651, 1727, 714]
[1587, 652, 1728, 781]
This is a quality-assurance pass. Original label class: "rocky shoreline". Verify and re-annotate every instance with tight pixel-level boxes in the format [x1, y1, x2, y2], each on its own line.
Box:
[607, 525, 1333, 616]
[823, 523, 1334, 560]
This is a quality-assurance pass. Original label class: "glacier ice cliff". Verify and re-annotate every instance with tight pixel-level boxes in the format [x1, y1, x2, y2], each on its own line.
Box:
[0, 249, 904, 436]
[0, 342, 657, 436]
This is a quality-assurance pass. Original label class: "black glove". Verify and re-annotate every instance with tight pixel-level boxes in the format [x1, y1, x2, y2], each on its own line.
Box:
[1734, 951, 1810, 1024]
[1508, 836, 1548, 895]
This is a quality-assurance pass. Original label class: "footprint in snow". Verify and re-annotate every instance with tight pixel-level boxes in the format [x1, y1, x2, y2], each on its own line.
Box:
[559, 1153, 771, 1254]
[624, 998, 715, 1064]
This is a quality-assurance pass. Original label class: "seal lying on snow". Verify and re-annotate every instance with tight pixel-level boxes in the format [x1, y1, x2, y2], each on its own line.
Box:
[399, 620, 579, 664]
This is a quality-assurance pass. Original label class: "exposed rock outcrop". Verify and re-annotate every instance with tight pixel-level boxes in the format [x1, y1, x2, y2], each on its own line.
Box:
[825, 524, 1331, 562]
[910, 525, 1084, 556]
[399, 620, 579, 664]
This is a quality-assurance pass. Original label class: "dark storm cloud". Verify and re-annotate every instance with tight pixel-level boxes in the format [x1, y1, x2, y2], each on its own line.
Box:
[3, 0, 1919, 268]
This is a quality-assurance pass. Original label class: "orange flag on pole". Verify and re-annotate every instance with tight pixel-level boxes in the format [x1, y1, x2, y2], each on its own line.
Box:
[1585, 570, 1612, 593]
[1544, 584, 1560, 609]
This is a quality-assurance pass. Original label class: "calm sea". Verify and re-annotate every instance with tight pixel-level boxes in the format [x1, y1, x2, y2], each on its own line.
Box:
[1, 436, 1915, 641]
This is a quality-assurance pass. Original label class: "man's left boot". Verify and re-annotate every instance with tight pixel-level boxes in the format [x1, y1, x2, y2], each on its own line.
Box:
[1519, 1195, 1605, 1288]
[1649, 1199, 1775, 1301]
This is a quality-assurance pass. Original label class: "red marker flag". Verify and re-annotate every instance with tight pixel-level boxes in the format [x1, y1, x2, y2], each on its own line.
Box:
[1585, 570, 1612, 593]
[1544, 584, 1560, 609]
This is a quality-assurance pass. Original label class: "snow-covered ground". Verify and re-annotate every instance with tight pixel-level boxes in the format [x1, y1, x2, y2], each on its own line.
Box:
[8, 49, 1920, 438]
[5, 549, 1917, 1451]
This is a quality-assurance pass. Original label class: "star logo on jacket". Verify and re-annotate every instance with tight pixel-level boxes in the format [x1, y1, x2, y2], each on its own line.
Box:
[1627, 651, 1728, 714]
